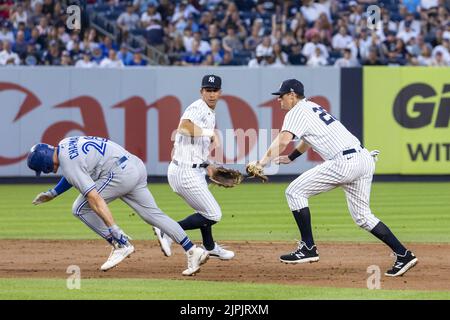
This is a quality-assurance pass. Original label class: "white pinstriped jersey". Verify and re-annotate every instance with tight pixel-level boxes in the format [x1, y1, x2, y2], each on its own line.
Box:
[173, 98, 215, 164]
[281, 99, 360, 160]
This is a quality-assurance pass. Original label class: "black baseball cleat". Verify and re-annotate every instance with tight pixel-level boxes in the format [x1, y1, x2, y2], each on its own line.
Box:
[385, 250, 418, 277]
[280, 241, 319, 264]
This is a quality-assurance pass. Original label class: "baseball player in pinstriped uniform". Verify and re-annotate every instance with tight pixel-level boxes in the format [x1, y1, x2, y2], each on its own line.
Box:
[27, 136, 209, 276]
[153, 75, 235, 260]
[247, 79, 418, 277]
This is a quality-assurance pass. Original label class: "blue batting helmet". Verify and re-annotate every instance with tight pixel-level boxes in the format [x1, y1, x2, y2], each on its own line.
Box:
[27, 143, 55, 176]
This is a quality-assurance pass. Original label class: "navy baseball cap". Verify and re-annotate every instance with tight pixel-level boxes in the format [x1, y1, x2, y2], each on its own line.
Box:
[201, 74, 222, 89]
[271, 79, 304, 96]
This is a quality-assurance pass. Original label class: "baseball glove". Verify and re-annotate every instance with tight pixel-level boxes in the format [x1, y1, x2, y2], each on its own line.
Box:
[209, 166, 244, 188]
[246, 162, 269, 183]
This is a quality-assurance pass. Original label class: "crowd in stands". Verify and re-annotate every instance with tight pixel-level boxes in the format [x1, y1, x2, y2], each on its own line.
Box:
[0, 0, 449, 67]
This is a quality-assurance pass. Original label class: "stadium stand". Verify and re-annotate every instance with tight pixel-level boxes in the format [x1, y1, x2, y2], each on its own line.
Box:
[0, 0, 448, 67]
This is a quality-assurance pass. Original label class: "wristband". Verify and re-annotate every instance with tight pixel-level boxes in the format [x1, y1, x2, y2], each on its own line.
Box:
[288, 149, 303, 161]
[202, 129, 215, 137]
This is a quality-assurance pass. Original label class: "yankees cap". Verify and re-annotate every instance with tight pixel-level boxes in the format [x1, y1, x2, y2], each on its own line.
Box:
[271, 79, 304, 96]
[201, 74, 222, 90]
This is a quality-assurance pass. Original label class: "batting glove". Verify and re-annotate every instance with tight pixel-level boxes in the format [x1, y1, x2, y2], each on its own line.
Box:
[32, 189, 57, 205]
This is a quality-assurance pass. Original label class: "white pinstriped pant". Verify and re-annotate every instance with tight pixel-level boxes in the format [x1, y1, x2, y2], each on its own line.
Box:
[167, 162, 222, 222]
[285, 147, 380, 231]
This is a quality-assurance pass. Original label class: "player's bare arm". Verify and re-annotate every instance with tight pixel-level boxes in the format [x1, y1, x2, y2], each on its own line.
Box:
[259, 131, 294, 167]
[275, 138, 311, 165]
[86, 189, 116, 227]
[178, 119, 215, 138]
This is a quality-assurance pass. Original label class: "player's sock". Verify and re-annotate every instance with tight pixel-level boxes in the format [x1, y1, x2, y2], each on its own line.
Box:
[370, 221, 407, 255]
[180, 236, 194, 251]
[292, 208, 315, 247]
[200, 225, 216, 250]
[178, 213, 215, 230]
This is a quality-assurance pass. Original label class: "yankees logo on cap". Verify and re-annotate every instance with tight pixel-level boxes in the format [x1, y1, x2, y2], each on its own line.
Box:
[202, 74, 222, 89]
[271, 79, 304, 96]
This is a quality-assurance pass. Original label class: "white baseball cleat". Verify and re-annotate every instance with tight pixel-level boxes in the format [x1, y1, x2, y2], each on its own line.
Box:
[182, 246, 209, 276]
[100, 243, 135, 271]
[153, 227, 173, 257]
[206, 242, 235, 260]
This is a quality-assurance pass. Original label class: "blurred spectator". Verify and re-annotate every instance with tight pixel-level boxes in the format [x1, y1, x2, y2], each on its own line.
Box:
[383, 31, 399, 64]
[0, 40, 20, 65]
[255, 36, 273, 58]
[30, 1, 44, 25]
[75, 51, 97, 68]
[363, 48, 385, 65]
[140, 3, 162, 29]
[302, 32, 329, 59]
[219, 50, 238, 65]
[117, 5, 140, 32]
[193, 30, 211, 55]
[61, 50, 72, 66]
[146, 20, 164, 50]
[42, 0, 55, 18]
[201, 53, 215, 66]
[306, 46, 328, 66]
[57, 25, 70, 45]
[42, 40, 61, 65]
[397, 21, 417, 44]
[99, 36, 118, 58]
[10, 3, 28, 29]
[420, 0, 439, 11]
[332, 26, 353, 51]
[334, 48, 359, 67]
[12, 30, 28, 59]
[23, 42, 42, 66]
[430, 51, 448, 65]
[69, 40, 84, 63]
[129, 50, 148, 66]
[244, 26, 262, 51]
[432, 38, 450, 63]
[222, 25, 243, 53]
[398, 13, 421, 35]
[100, 49, 125, 68]
[208, 38, 223, 64]
[288, 44, 307, 65]
[418, 43, 434, 65]
[134, 0, 160, 15]
[118, 44, 134, 65]
[402, 0, 421, 14]
[0, 21, 14, 43]
[0, 0, 14, 20]
[91, 45, 104, 64]
[182, 39, 204, 65]
[301, 0, 328, 24]
[248, 53, 266, 67]
[272, 43, 289, 66]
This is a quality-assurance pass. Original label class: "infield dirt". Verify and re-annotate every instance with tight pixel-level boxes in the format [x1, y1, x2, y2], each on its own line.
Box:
[0, 240, 448, 291]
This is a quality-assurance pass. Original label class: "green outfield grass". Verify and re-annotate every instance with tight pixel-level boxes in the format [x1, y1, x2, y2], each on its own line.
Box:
[0, 182, 449, 242]
[0, 278, 448, 300]
[0, 182, 449, 300]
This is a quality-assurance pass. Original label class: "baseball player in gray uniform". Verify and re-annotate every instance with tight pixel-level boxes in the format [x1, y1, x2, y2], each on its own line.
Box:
[153, 75, 234, 260]
[27, 136, 209, 276]
[246, 79, 418, 277]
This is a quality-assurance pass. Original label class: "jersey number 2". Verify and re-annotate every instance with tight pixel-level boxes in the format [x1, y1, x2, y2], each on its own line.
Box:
[312, 107, 336, 125]
[81, 137, 107, 156]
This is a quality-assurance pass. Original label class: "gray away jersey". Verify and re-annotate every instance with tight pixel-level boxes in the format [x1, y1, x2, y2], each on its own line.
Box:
[172, 98, 215, 163]
[57, 136, 130, 196]
[281, 99, 360, 160]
